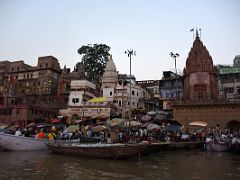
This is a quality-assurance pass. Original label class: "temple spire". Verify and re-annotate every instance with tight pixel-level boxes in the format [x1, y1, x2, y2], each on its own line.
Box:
[196, 29, 199, 38]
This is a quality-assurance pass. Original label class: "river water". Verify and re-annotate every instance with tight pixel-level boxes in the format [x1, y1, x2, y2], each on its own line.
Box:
[0, 150, 240, 180]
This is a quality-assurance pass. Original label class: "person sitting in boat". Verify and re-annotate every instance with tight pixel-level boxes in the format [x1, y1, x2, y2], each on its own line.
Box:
[38, 128, 45, 139]
[14, 128, 22, 136]
[118, 130, 123, 143]
[48, 126, 57, 140]
[107, 133, 112, 143]
[23, 127, 30, 137]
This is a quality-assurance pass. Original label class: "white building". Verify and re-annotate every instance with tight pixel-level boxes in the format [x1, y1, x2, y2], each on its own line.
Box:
[68, 80, 96, 107]
[217, 55, 240, 101]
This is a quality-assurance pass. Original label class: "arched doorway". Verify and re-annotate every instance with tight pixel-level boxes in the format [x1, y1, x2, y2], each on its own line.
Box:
[227, 120, 240, 131]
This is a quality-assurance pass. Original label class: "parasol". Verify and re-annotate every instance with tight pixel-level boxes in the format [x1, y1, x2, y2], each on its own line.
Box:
[110, 118, 126, 127]
[146, 123, 160, 131]
[141, 115, 152, 122]
[67, 125, 79, 133]
[125, 121, 142, 127]
[93, 125, 107, 132]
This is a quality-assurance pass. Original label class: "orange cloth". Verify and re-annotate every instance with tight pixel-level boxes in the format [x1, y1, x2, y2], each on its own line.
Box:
[48, 132, 56, 140]
[38, 131, 45, 139]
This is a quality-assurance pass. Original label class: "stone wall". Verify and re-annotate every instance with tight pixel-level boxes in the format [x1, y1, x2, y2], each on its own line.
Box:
[173, 102, 240, 129]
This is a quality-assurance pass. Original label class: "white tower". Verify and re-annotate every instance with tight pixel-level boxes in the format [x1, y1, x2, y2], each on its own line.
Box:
[101, 55, 118, 102]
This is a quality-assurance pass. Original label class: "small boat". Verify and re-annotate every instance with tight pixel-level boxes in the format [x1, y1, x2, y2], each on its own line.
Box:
[143, 141, 204, 154]
[205, 140, 231, 152]
[46, 141, 148, 159]
[0, 132, 48, 151]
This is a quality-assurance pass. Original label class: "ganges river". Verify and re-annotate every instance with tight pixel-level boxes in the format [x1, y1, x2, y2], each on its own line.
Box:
[0, 149, 240, 180]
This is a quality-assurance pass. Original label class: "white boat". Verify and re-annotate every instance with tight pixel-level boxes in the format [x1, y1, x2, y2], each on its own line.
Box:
[0, 132, 48, 151]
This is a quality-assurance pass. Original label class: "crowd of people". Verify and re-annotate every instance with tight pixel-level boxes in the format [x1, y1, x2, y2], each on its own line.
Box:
[9, 122, 240, 148]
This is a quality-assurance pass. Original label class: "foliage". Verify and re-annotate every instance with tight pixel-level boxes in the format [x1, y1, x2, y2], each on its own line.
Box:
[77, 44, 110, 83]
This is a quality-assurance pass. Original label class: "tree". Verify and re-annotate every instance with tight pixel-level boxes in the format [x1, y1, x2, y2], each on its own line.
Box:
[77, 44, 110, 83]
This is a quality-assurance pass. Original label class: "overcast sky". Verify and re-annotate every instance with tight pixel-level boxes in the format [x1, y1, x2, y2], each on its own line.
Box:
[0, 0, 239, 80]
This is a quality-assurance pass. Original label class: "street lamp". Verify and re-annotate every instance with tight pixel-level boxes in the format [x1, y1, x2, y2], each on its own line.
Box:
[170, 52, 180, 98]
[125, 49, 136, 119]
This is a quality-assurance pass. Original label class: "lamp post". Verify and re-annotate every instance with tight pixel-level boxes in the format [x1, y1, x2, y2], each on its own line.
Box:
[125, 49, 136, 119]
[170, 52, 180, 99]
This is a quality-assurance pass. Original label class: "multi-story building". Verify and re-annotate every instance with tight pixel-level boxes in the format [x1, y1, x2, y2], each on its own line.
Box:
[217, 55, 240, 101]
[136, 80, 160, 111]
[0, 56, 67, 127]
[159, 71, 184, 110]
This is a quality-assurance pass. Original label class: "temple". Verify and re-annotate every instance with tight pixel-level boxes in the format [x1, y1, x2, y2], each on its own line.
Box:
[183, 30, 218, 99]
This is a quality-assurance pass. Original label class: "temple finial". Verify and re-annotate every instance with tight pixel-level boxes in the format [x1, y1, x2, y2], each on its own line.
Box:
[196, 29, 199, 38]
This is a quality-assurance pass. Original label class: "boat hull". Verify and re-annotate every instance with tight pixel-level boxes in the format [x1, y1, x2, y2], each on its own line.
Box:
[0, 132, 48, 151]
[46, 142, 148, 159]
[143, 141, 204, 154]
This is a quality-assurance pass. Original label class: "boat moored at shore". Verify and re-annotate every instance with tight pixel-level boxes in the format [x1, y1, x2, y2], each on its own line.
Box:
[46, 141, 148, 159]
[0, 132, 48, 151]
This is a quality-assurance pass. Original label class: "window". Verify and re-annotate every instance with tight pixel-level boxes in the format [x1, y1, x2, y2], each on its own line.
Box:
[72, 98, 79, 104]
[17, 108, 20, 114]
[110, 91, 113, 96]
[119, 101, 122, 107]
[137, 92, 139, 96]
[132, 90, 135, 96]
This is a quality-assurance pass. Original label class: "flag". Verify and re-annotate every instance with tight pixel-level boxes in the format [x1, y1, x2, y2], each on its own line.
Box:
[190, 28, 194, 32]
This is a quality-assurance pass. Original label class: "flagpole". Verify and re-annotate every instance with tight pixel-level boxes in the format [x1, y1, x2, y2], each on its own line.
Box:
[190, 28, 194, 42]
[192, 28, 194, 42]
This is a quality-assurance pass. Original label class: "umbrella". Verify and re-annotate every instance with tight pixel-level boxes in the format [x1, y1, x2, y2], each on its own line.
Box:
[0, 125, 8, 129]
[27, 122, 36, 128]
[110, 118, 126, 127]
[147, 111, 157, 116]
[35, 123, 52, 128]
[141, 115, 152, 122]
[167, 125, 182, 132]
[125, 121, 142, 127]
[155, 113, 167, 121]
[75, 119, 83, 124]
[146, 123, 160, 131]
[51, 118, 60, 124]
[67, 125, 79, 133]
[189, 121, 207, 127]
[93, 125, 107, 132]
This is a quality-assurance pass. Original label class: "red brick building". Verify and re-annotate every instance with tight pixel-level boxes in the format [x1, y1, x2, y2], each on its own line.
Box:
[0, 56, 71, 127]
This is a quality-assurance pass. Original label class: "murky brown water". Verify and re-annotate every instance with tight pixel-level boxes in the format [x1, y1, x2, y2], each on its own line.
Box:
[0, 150, 240, 180]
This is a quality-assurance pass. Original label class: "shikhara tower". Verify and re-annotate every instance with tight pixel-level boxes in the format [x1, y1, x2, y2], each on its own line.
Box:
[183, 30, 218, 99]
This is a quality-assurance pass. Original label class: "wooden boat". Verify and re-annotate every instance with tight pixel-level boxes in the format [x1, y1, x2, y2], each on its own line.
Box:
[143, 141, 204, 154]
[162, 141, 205, 150]
[46, 141, 148, 159]
[205, 141, 231, 152]
[0, 132, 48, 151]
